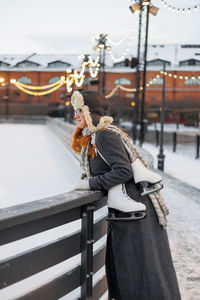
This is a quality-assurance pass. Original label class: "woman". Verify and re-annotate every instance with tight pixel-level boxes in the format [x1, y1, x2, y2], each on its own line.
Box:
[71, 90, 181, 300]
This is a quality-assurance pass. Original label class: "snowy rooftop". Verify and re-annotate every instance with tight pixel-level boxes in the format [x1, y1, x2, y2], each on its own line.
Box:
[0, 44, 200, 72]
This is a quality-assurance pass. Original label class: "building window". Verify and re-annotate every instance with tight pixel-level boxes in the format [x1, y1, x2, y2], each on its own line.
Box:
[179, 59, 200, 66]
[16, 61, 39, 68]
[60, 92, 67, 99]
[149, 76, 163, 85]
[48, 61, 71, 68]
[48, 76, 61, 84]
[84, 77, 91, 84]
[18, 76, 32, 84]
[184, 77, 200, 86]
[147, 59, 171, 67]
[13, 91, 20, 97]
[114, 77, 131, 85]
[0, 61, 10, 67]
[181, 45, 200, 48]
[113, 61, 126, 68]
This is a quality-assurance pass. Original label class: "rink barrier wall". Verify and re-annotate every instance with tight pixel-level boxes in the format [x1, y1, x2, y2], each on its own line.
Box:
[125, 126, 200, 159]
[0, 190, 108, 300]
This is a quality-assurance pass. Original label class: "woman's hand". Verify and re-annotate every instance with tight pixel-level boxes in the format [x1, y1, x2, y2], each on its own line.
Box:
[73, 179, 90, 190]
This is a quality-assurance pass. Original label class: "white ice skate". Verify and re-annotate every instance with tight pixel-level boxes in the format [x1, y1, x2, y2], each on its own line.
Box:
[131, 159, 163, 196]
[107, 184, 146, 221]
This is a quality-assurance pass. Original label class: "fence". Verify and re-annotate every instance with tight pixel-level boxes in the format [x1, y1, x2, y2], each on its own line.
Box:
[144, 129, 200, 159]
[0, 190, 108, 300]
[0, 116, 153, 299]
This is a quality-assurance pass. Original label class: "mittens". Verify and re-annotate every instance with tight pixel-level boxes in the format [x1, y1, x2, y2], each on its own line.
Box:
[74, 179, 90, 190]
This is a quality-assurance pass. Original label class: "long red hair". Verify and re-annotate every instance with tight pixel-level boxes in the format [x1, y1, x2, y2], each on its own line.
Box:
[72, 127, 96, 158]
[72, 126, 129, 159]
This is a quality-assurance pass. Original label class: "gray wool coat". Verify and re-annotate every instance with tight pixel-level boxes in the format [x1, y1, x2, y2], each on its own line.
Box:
[89, 129, 181, 300]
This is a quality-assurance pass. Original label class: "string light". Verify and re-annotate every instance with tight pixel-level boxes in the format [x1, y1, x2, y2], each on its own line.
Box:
[106, 14, 138, 46]
[93, 15, 138, 63]
[159, 70, 200, 80]
[88, 55, 100, 67]
[89, 68, 99, 78]
[78, 55, 100, 79]
[159, 0, 200, 14]
[105, 70, 200, 99]
[15, 80, 64, 90]
[15, 81, 64, 96]
[74, 76, 85, 87]
[105, 78, 154, 99]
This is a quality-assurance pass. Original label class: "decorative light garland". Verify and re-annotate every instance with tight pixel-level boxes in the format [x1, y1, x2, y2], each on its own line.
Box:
[88, 55, 100, 67]
[89, 68, 99, 78]
[106, 70, 200, 99]
[105, 81, 151, 99]
[160, 70, 200, 80]
[15, 80, 64, 90]
[106, 14, 138, 46]
[159, 0, 200, 14]
[74, 76, 85, 87]
[15, 81, 65, 96]
[107, 30, 137, 62]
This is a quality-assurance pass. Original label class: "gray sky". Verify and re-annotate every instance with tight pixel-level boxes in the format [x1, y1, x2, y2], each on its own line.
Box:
[0, 0, 199, 55]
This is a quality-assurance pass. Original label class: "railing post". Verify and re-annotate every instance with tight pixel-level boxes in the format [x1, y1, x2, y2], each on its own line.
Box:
[81, 203, 94, 300]
[172, 132, 177, 152]
[195, 135, 200, 159]
[155, 130, 159, 147]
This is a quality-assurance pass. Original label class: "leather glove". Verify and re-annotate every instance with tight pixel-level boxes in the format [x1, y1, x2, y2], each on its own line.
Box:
[74, 179, 90, 190]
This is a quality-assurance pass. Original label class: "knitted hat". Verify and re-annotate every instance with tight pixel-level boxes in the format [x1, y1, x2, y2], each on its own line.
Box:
[71, 90, 113, 133]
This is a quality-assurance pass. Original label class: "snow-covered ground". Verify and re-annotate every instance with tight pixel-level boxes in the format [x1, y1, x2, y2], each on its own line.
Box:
[120, 121, 200, 134]
[0, 123, 81, 209]
[148, 123, 200, 134]
[144, 142, 200, 190]
[160, 172, 200, 300]
[0, 123, 200, 299]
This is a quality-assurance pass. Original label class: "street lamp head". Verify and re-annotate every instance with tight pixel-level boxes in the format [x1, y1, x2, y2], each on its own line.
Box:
[149, 5, 159, 16]
[142, 1, 150, 6]
[149, 6, 159, 16]
[129, 3, 141, 13]
[0, 77, 4, 83]
[93, 45, 99, 51]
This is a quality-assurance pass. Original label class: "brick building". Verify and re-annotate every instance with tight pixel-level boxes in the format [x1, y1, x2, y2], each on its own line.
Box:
[0, 44, 200, 123]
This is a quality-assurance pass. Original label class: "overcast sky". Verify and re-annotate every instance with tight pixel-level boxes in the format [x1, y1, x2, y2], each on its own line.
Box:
[0, 0, 199, 55]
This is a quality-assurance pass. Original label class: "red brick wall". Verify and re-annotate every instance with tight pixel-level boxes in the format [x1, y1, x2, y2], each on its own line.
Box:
[0, 70, 199, 110]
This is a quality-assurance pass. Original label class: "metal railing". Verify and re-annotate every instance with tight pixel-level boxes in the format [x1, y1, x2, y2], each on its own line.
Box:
[144, 129, 200, 159]
[0, 190, 108, 300]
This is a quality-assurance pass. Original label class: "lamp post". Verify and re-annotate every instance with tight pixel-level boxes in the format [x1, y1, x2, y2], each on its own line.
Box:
[129, 0, 159, 146]
[132, 0, 143, 144]
[157, 62, 166, 171]
[139, 1, 150, 147]
[81, 54, 90, 91]
[93, 34, 110, 95]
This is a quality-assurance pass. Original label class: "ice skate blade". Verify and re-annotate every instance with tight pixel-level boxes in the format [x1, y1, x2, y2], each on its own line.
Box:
[106, 211, 146, 221]
[141, 182, 164, 196]
[137, 179, 162, 190]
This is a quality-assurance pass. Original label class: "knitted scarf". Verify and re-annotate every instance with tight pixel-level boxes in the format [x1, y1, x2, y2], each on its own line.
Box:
[81, 125, 169, 229]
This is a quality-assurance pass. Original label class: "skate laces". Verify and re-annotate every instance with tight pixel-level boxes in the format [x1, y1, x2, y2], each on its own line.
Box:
[122, 184, 132, 201]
